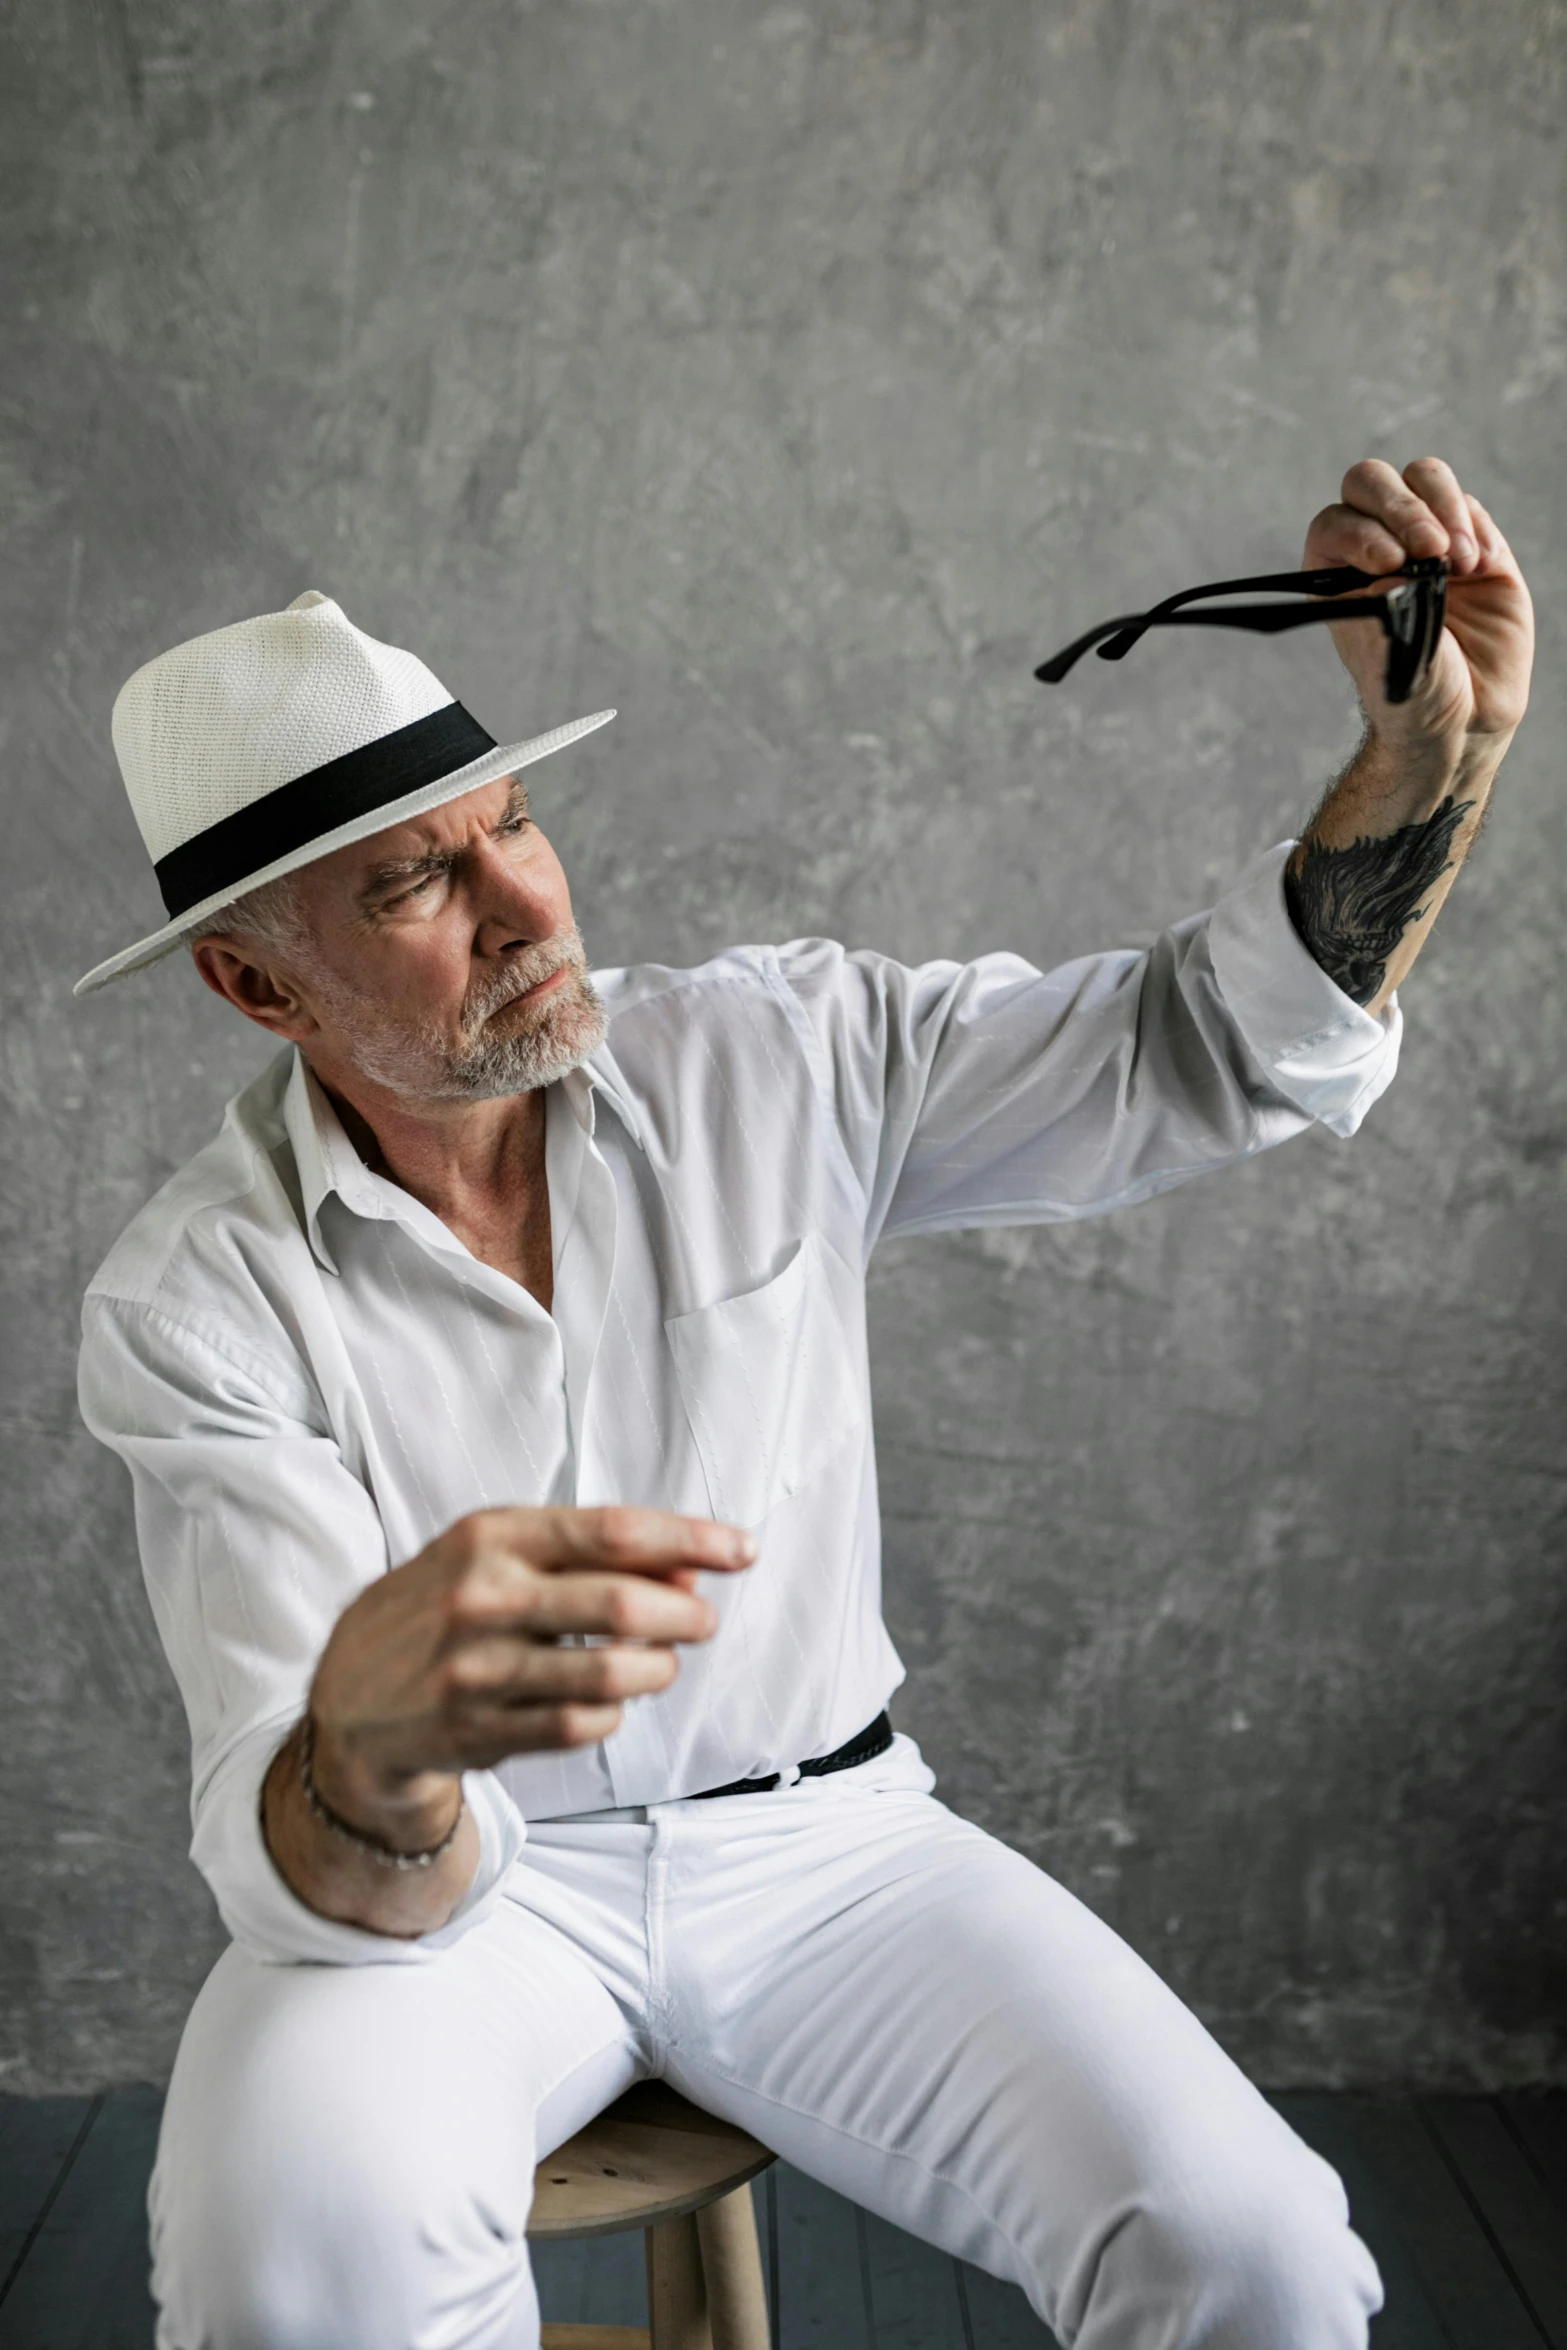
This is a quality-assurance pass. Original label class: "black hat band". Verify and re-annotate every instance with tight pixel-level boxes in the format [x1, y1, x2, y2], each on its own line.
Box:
[153, 702, 497, 918]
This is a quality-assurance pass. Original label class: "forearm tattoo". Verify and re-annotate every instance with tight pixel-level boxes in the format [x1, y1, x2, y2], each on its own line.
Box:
[1283, 794, 1473, 1005]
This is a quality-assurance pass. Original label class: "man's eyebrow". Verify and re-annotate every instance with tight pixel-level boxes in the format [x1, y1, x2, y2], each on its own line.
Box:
[357, 844, 455, 902]
[354, 782, 531, 905]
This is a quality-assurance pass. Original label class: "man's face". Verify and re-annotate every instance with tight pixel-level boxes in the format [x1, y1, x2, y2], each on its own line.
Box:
[270, 774, 605, 1101]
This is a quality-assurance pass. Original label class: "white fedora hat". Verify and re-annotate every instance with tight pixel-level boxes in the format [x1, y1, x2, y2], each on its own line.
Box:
[74, 589, 615, 996]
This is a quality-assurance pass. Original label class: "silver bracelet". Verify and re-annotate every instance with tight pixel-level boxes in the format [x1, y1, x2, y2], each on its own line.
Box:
[298, 1714, 465, 1871]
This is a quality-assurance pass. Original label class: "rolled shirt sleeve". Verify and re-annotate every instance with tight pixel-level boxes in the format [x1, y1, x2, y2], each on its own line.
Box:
[78, 1294, 527, 1966]
[777, 838, 1400, 1250]
[1206, 839, 1401, 1138]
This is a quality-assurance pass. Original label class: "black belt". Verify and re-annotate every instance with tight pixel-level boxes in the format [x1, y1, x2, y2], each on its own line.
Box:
[690, 1711, 893, 1801]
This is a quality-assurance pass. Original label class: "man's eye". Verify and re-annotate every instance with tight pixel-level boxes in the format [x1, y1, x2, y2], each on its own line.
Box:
[501, 814, 532, 837]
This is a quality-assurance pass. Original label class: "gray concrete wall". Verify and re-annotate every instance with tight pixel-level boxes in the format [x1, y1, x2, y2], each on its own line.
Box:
[3, 0, 1563, 2094]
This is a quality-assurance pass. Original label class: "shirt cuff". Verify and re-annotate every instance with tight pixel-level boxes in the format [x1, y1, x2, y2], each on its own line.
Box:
[190, 1721, 529, 1966]
[1208, 840, 1402, 1139]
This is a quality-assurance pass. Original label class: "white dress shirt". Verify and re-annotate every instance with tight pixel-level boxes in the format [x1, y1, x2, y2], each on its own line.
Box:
[79, 842, 1399, 1967]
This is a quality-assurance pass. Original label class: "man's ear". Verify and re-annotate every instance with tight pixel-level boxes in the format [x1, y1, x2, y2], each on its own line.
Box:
[190, 938, 321, 1043]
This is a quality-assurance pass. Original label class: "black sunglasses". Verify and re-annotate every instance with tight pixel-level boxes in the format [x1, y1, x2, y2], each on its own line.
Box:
[1034, 555, 1455, 704]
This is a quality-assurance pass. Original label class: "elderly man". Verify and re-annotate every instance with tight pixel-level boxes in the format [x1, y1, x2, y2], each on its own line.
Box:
[79, 458, 1530, 2350]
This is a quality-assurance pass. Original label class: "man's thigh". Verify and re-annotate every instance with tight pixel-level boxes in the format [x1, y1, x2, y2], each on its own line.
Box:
[152, 1894, 641, 2350]
[650, 1742, 1378, 2348]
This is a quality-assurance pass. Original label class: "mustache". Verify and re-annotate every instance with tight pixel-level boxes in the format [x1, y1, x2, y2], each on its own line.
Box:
[461, 930, 587, 1030]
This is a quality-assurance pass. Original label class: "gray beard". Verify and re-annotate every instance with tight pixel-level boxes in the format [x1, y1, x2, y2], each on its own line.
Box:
[314, 926, 609, 1101]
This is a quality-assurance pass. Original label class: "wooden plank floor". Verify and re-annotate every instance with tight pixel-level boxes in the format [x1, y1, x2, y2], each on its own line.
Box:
[1, 2090, 1563, 2348]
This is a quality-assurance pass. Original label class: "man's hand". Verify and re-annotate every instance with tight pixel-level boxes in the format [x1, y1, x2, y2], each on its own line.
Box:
[263, 1505, 754, 1938]
[1305, 456, 1533, 757]
[1287, 458, 1534, 1014]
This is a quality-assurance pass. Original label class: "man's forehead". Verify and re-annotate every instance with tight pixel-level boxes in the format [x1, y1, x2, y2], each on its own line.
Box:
[317, 773, 523, 884]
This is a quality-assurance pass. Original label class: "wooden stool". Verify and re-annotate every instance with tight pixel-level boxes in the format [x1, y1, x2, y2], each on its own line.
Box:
[528, 2080, 775, 2350]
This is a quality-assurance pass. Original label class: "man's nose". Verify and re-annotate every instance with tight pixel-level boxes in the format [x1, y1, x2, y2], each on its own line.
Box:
[471, 845, 562, 959]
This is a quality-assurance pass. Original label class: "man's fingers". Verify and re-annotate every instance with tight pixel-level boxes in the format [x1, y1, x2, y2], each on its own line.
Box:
[450, 1563, 721, 1644]
[1306, 457, 1494, 580]
[1465, 492, 1497, 559]
[456, 1700, 627, 1762]
[443, 1635, 682, 1706]
[479, 1503, 756, 1576]
[1400, 457, 1478, 572]
[1339, 457, 1450, 564]
[1304, 501, 1408, 576]
[1464, 491, 1514, 572]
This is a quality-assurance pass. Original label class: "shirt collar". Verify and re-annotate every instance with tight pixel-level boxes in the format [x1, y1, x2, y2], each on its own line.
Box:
[581, 1041, 644, 1151]
[282, 1041, 643, 1276]
[281, 1052, 374, 1274]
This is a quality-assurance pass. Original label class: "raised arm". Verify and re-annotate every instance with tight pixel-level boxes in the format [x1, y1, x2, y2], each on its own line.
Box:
[1285, 458, 1534, 1016]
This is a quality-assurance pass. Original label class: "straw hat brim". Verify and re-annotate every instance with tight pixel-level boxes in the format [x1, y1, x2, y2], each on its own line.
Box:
[74, 707, 615, 996]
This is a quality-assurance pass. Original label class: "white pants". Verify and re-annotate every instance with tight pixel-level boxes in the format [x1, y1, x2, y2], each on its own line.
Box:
[151, 1737, 1382, 2350]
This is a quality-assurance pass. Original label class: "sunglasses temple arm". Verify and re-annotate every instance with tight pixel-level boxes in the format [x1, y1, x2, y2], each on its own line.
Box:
[1131, 598, 1392, 639]
[1141, 594, 1448, 703]
[1033, 613, 1172, 684]
[1094, 567, 1378, 664]
[1034, 592, 1393, 684]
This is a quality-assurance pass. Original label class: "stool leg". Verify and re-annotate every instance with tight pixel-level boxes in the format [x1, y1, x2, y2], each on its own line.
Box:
[696, 2185, 771, 2350]
[646, 2213, 712, 2350]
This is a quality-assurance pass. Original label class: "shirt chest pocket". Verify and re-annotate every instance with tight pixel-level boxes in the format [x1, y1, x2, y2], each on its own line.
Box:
[663, 1233, 865, 1528]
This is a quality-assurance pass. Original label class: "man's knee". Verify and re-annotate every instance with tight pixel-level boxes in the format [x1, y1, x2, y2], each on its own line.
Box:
[151, 1952, 535, 2350]
[156, 2101, 533, 2350]
[1072, 2132, 1383, 2350]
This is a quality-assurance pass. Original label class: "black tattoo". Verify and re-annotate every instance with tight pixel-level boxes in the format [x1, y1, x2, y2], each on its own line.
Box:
[1283, 794, 1473, 1005]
